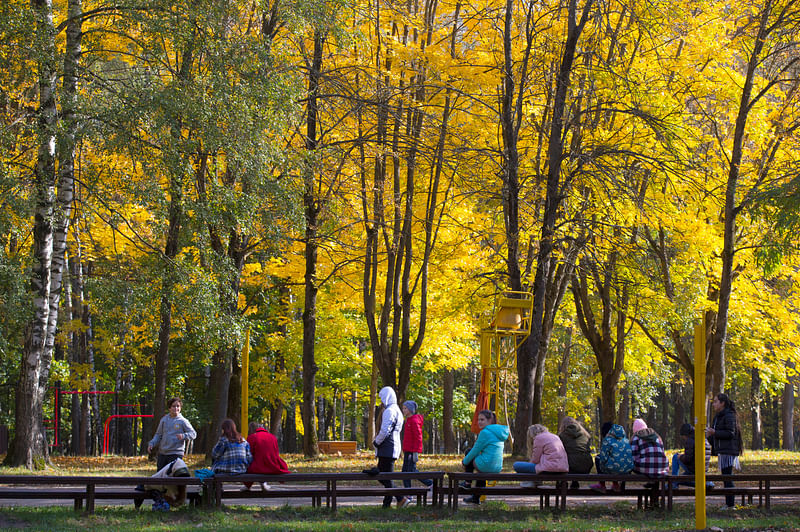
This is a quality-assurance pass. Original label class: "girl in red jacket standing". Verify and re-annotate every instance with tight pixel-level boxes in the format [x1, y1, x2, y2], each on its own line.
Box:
[397, 400, 432, 507]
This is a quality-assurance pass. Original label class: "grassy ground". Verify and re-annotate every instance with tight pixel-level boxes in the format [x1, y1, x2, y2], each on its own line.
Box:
[1, 501, 800, 531]
[1, 450, 799, 530]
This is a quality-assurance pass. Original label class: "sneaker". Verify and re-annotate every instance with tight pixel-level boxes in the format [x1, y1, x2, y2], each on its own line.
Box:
[260, 482, 270, 491]
[520, 481, 536, 488]
[240, 485, 251, 492]
[134, 484, 145, 492]
[611, 482, 623, 493]
[590, 483, 606, 493]
[463, 495, 481, 504]
[397, 497, 410, 508]
[458, 481, 471, 490]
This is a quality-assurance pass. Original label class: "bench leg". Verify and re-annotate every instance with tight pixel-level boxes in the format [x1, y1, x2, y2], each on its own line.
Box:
[86, 484, 95, 514]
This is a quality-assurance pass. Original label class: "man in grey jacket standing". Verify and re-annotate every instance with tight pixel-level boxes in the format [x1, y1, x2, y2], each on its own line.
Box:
[148, 397, 197, 470]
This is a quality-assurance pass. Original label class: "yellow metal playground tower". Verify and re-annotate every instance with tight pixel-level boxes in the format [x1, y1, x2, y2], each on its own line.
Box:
[472, 291, 533, 431]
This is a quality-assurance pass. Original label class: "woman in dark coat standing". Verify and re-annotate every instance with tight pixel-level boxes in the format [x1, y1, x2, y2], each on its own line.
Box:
[705, 392, 742, 509]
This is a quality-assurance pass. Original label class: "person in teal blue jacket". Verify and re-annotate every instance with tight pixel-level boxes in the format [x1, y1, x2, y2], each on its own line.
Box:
[461, 409, 509, 504]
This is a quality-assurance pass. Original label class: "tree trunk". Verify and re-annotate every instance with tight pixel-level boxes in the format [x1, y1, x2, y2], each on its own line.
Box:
[67, 254, 81, 455]
[557, 327, 573, 422]
[750, 367, 763, 450]
[350, 391, 358, 443]
[80, 394, 89, 456]
[269, 403, 284, 440]
[361, 1, 452, 399]
[300, 30, 324, 458]
[85, 291, 103, 455]
[152, 41, 195, 443]
[284, 398, 297, 453]
[442, 369, 456, 453]
[366, 352, 378, 449]
[512, 0, 594, 455]
[6, 0, 59, 469]
[709, 4, 771, 396]
[207, 345, 232, 455]
[782, 361, 795, 450]
[617, 381, 630, 428]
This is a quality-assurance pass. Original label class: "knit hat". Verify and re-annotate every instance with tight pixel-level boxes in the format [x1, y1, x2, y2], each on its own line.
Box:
[632, 418, 647, 433]
[679, 423, 694, 436]
[403, 400, 417, 414]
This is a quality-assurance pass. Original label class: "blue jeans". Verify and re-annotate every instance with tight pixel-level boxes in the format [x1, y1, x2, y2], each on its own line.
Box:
[513, 461, 537, 473]
[671, 454, 692, 486]
[402, 452, 432, 488]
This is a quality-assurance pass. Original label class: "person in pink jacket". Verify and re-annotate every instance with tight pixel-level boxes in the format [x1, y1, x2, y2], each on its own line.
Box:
[513, 424, 569, 484]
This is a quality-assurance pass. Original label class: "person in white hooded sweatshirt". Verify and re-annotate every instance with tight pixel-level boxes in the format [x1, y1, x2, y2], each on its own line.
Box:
[368, 386, 404, 507]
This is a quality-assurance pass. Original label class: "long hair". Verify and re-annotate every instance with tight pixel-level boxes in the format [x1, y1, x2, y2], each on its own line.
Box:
[526, 424, 548, 458]
[478, 409, 497, 425]
[715, 393, 743, 455]
[716, 392, 736, 412]
[221, 418, 244, 443]
[558, 416, 590, 439]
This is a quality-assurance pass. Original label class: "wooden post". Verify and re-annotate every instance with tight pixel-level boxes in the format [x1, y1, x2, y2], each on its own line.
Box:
[694, 319, 707, 530]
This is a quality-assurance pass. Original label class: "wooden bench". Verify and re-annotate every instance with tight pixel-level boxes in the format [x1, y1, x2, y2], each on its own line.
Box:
[446, 472, 665, 511]
[212, 471, 445, 511]
[666, 473, 800, 510]
[0, 475, 205, 513]
[317, 441, 358, 455]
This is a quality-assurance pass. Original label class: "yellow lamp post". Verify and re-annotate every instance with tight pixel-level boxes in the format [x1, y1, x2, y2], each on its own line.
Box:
[694, 320, 706, 530]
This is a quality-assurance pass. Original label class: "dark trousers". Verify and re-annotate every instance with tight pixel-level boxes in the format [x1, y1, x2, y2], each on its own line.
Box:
[157, 454, 182, 471]
[463, 458, 486, 489]
[377, 456, 401, 507]
[721, 465, 735, 507]
[402, 452, 432, 488]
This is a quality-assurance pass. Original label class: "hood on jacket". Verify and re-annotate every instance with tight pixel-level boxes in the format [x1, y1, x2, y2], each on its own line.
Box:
[561, 423, 585, 440]
[635, 427, 660, 442]
[608, 424, 627, 440]
[483, 424, 510, 442]
[378, 386, 397, 407]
